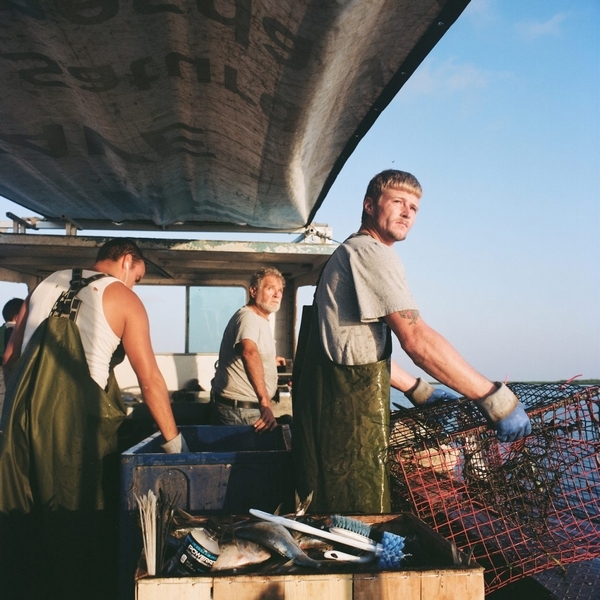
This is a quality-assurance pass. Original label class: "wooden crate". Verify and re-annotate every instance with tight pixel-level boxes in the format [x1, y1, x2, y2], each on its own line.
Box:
[137, 570, 482, 600]
[135, 514, 484, 600]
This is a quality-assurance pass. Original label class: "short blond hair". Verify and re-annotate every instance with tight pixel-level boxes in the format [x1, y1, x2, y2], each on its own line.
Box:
[361, 170, 422, 225]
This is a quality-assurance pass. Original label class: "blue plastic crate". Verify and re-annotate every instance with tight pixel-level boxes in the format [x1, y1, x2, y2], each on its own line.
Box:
[120, 424, 293, 514]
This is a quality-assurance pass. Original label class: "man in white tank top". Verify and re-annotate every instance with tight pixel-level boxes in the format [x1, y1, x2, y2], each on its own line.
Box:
[3, 238, 183, 455]
[0, 238, 185, 599]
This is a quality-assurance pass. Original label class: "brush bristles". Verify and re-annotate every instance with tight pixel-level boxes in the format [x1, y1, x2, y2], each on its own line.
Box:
[330, 515, 406, 569]
[377, 531, 406, 569]
[330, 515, 372, 537]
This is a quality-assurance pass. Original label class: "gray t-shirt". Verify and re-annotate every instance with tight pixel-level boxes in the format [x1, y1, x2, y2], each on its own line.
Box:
[211, 306, 278, 401]
[316, 233, 418, 365]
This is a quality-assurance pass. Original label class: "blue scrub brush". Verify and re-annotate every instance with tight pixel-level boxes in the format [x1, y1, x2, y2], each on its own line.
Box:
[249, 509, 405, 569]
[330, 515, 406, 569]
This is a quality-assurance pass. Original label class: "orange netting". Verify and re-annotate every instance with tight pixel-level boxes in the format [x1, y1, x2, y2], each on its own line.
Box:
[388, 383, 600, 593]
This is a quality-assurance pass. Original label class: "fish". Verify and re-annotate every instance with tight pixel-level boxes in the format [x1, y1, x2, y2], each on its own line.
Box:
[211, 538, 271, 571]
[234, 522, 322, 569]
[273, 490, 313, 517]
[297, 534, 334, 553]
[294, 491, 313, 516]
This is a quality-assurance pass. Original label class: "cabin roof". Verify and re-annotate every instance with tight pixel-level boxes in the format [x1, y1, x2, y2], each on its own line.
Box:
[0, 233, 335, 288]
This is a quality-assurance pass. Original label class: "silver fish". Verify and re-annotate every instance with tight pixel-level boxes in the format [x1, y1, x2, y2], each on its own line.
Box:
[235, 522, 321, 569]
[297, 534, 334, 553]
[212, 539, 271, 571]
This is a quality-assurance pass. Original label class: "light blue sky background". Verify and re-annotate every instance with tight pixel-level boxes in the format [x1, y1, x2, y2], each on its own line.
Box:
[313, 0, 600, 382]
[1, 0, 598, 382]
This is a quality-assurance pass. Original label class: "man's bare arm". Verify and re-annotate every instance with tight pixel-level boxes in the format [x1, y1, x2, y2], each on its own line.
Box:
[105, 283, 179, 443]
[237, 339, 270, 404]
[2, 298, 29, 378]
[387, 309, 531, 441]
[397, 309, 420, 325]
[390, 360, 418, 392]
[237, 338, 277, 431]
[384, 311, 495, 400]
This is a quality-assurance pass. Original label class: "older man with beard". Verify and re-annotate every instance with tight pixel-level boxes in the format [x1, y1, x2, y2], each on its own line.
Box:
[211, 267, 285, 432]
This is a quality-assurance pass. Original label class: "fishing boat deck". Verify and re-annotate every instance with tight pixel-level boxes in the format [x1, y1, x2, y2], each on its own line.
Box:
[534, 559, 600, 600]
[488, 559, 600, 600]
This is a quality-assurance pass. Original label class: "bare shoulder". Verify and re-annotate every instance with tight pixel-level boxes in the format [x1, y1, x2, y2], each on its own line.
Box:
[102, 281, 147, 336]
[103, 280, 143, 306]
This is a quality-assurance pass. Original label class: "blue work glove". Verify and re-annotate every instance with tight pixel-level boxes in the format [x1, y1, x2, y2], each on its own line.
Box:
[427, 387, 459, 404]
[475, 383, 532, 442]
[493, 403, 531, 442]
[405, 378, 459, 406]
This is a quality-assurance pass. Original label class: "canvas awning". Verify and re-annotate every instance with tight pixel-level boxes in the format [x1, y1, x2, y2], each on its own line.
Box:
[0, 0, 470, 232]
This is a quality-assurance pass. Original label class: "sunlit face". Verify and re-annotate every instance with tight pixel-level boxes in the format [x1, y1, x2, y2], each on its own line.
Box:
[250, 274, 284, 316]
[123, 260, 146, 289]
[364, 187, 420, 246]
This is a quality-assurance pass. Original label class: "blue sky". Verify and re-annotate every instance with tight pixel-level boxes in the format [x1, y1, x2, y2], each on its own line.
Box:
[1, 0, 598, 382]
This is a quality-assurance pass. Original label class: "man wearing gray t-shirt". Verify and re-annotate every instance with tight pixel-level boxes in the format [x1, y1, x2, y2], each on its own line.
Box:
[293, 169, 531, 513]
[211, 267, 285, 433]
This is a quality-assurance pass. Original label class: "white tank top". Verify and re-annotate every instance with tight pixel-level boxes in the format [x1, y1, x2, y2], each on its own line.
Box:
[23, 269, 122, 389]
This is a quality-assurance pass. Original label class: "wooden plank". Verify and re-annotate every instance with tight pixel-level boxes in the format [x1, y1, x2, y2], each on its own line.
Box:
[213, 576, 285, 600]
[136, 577, 212, 600]
[420, 570, 485, 600]
[354, 569, 484, 600]
[284, 574, 353, 600]
[136, 569, 484, 600]
[354, 572, 420, 600]
[212, 574, 353, 600]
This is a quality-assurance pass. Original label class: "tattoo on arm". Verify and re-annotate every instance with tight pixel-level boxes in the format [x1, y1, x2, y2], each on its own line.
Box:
[398, 309, 420, 325]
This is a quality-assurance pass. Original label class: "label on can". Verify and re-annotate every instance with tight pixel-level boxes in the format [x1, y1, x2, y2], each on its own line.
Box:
[170, 529, 220, 575]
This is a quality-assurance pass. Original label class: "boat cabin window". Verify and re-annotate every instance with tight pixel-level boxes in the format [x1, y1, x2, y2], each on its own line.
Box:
[187, 286, 246, 353]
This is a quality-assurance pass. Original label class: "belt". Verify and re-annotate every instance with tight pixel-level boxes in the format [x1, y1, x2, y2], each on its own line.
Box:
[213, 393, 260, 410]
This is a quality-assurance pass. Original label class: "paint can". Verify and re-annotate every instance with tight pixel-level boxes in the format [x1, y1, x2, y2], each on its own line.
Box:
[167, 527, 220, 575]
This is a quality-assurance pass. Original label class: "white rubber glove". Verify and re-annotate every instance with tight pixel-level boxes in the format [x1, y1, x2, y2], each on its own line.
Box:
[161, 432, 189, 453]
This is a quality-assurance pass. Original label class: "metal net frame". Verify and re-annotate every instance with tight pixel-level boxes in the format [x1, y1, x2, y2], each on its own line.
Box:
[388, 383, 600, 594]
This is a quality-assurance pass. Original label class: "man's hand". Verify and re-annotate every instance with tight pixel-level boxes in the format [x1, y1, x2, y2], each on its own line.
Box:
[475, 383, 532, 442]
[254, 404, 277, 433]
[161, 432, 189, 453]
[493, 404, 531, 442]
[428, 388, 459, 403]
[275, 356, 287, 367]
[405, 378, 459, 406]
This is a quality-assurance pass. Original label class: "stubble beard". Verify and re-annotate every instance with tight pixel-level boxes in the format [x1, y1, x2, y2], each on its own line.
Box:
[390, 221, 411, 242]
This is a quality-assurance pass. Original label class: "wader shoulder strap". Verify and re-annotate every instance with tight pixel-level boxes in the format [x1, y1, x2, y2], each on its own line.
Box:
[49, 269, 110, 321]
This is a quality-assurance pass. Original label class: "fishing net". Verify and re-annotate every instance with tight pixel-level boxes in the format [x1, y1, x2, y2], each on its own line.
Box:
[388, 383, 600, 594]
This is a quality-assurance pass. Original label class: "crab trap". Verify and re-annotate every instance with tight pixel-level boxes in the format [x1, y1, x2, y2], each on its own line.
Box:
[388, 383, 600, 594]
